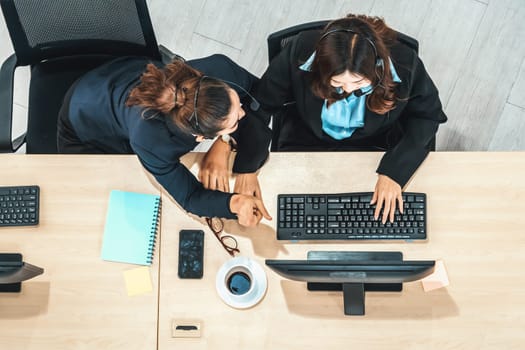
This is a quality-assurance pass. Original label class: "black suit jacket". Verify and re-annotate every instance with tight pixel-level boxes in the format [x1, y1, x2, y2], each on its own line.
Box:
[246, 30, 447, 187]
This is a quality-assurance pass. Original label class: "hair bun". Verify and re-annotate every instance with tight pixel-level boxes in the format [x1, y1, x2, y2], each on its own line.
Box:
[174, 86, 187, 108]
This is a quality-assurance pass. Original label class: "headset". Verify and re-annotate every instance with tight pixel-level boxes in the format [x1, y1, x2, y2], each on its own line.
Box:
[184, 75, 260, 139]
[217, 78, 260, 111]
[318, 28, 385, 97]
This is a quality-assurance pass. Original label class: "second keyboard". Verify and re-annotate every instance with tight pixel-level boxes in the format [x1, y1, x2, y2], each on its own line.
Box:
[277, 192, 427, 241]
[0, 185, 40, 227]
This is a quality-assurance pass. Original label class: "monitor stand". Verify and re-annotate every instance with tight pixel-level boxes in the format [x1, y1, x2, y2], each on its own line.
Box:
[306, 251, 403, 316]
[0, 253, 22, 293]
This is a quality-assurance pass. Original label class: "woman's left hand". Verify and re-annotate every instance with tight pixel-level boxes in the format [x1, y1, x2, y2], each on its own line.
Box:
[199, 138, 232, 192]
[370, 174, 403, 224]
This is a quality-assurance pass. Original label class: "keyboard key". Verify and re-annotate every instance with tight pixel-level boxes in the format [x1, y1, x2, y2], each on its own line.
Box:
[328, 203, 345, 209]
[359, 195, 372, 203]
[410, 203, 425, 209]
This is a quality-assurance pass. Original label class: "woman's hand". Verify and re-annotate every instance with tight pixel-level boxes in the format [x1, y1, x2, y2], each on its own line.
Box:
[370, 174, 403, 224]
[199, 138, 231, 192]
[229, 194, 272, 227]
[234, 173, 262, 199]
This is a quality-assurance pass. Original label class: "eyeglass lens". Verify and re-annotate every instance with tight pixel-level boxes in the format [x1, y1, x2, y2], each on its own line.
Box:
[206, 217, 239, 256]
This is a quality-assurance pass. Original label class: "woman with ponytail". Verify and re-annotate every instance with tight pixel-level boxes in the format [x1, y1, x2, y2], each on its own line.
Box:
[246, 14, 447, 223]
[57, 54, 271, 227]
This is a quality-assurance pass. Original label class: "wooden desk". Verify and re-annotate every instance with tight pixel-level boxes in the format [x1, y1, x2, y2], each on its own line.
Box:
[159, 152, 525, 349]
[0, 155, 161, 350]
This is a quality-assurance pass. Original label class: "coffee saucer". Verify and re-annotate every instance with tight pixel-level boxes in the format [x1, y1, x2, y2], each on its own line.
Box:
[215, 256, 267, 309]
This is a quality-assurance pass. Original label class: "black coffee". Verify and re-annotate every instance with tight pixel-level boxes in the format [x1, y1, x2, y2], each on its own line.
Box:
[227, 271, 251, 295]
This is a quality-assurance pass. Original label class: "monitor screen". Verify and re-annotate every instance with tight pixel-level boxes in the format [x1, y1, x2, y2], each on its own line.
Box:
[0, 253, 44, 292]
[266, 251, 435, 315]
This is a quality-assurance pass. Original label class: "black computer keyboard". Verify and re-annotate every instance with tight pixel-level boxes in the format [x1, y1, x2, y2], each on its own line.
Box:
[277, 192, 426, 241]
[0, 186, 39, 227]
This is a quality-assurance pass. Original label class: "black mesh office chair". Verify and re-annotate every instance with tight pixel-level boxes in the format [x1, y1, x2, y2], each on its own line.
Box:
[266, 20, 435, 152]
[0, 0, 177, 153]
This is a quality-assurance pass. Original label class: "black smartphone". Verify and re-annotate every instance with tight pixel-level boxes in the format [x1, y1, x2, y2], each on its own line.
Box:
[178, 230, 204, 279]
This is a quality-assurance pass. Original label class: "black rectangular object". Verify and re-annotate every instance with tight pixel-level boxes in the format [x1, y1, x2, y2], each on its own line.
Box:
[276, 191, 426, 241]
[0, 253, 22, 292]
[0, 185, 39, 227]
[266, 251, 435, 316]
[178, 230, 204, 279]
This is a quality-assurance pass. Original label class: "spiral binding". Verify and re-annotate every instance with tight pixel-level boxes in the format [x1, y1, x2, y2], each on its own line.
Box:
[146, 197, 161, 264]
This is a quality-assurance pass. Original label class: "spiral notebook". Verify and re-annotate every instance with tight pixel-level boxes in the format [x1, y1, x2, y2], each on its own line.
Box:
[101, 190, 161, 265]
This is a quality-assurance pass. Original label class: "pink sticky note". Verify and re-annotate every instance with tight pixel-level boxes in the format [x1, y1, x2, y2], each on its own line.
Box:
[421, 259, 449, 292]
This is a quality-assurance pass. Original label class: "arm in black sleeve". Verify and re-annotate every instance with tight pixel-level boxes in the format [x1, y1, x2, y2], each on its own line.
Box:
[231, 113, 272, 173]
[376, 55, 447, 187]
[253, 39, 297, 118]
[232, 40, 298, 173]
[187, 54, 273, 174]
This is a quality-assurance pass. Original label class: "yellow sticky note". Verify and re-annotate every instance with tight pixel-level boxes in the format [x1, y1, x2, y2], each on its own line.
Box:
[421, 259, 449, 292]
[123, 266, 153, 296]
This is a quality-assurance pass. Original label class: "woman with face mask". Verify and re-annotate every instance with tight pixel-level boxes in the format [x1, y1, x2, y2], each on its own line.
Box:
[246, 14, 447, 223]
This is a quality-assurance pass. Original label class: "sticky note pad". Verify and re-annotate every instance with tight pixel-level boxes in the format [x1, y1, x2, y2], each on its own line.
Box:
[123, 266, 153, 296]
[421, 260, 449, 292]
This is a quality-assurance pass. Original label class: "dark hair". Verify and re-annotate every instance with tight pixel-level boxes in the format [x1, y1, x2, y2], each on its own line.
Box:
[310, 14, 398, 115]
[126, 60, 231, 138]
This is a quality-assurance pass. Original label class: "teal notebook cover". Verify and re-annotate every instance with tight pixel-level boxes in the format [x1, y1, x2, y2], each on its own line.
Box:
[101, 190, 161, 265]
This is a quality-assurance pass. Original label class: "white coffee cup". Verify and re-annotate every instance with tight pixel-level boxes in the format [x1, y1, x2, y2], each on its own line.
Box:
[215, 256, 267, 309]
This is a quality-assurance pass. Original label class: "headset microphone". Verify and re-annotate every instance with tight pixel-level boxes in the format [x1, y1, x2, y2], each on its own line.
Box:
[353, 89, 365, 98]
[335, 87, 367, 98]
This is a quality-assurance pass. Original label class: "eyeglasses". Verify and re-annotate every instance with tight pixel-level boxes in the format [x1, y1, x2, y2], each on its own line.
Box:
[206, 217, 240, 257]
[188, 75, 207, 136]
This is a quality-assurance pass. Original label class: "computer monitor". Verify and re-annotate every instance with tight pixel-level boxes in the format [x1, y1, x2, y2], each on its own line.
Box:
[266, 251, 435, 315]
[0, 253, 44, 293]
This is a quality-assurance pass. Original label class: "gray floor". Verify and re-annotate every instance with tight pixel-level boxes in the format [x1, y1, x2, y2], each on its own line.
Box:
[1, 0, 524, 152]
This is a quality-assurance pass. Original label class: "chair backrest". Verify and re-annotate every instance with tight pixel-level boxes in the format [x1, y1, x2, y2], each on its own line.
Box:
[396, 31, 419, 54]
[0, 0, 161, 66]
[265, 20, 432, 152]
[267, 20, 419, 63]
[0, 0, 162, 153]
[267, 20, 329, 63]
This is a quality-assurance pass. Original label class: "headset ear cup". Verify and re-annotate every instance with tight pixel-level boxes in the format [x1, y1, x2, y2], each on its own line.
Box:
[372, 58, 385, 91]
[250, 99, 260, 111]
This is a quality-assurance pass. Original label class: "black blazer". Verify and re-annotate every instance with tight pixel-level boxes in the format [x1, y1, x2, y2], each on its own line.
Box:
[247, 30, 447, 187]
